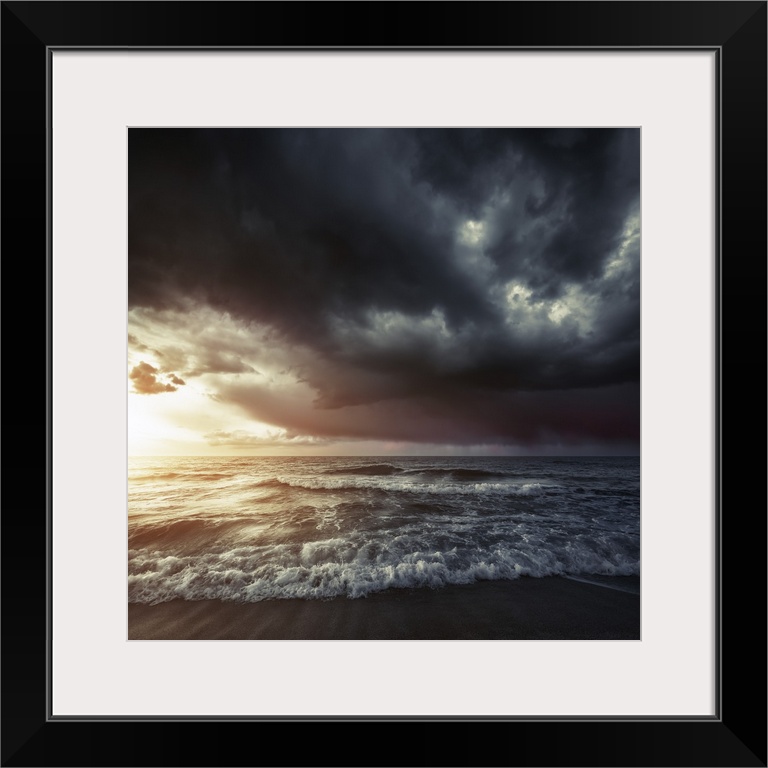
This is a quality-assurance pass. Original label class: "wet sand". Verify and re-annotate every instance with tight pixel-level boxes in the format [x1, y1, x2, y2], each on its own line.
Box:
[128, 575, 639, 640]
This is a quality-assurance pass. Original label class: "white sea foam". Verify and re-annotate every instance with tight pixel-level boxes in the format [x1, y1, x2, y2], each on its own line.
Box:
[128, 455, 639, 604]
[128, 532, 639, 604]
[266, 475, 550, 496]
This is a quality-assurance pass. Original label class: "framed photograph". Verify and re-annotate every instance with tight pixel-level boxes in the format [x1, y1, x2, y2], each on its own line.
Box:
[125, 123, 644, 643]
[4, 1, 765, 765]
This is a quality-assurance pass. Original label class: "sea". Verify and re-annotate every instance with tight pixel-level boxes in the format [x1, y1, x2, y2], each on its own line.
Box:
[128, 455, 639, 605]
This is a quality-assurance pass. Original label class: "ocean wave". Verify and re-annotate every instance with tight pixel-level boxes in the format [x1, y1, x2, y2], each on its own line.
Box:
[401, 467, 503, 481]
[130, 471, 182, 482]
[128, 535, 639, 604]
[261, 476, 550, 496]
[321, 463, 403, 476]
[128, 516, 240, 549]
[129, 457, 639, 605]
[131, 471, 232, 483]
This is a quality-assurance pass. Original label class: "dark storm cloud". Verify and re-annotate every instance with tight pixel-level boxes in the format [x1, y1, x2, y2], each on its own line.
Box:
[217, 379, 639, 448]
[408, 128, 640, 291]
[130, 129, 492, 336]
[129, 128, 640, 449]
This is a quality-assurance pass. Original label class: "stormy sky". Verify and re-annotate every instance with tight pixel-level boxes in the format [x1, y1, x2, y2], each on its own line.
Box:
[128, 128, 640, 455]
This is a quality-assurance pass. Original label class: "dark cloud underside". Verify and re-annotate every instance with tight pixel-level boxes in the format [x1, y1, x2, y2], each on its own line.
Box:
[129, 128, 640, 451]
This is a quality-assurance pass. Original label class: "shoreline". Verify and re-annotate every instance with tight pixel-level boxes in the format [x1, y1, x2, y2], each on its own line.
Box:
[128, 575, 640, 640]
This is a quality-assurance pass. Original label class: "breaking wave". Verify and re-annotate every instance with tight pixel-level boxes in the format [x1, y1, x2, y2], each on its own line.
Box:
[128, 455, 639, 604]
[128, 533, 639, 604]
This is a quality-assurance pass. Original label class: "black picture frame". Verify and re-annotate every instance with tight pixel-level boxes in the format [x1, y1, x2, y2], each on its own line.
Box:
[3, 2, 765, 766]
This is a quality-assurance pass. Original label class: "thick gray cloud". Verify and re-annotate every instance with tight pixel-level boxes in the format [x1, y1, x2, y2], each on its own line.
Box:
[129, 128, 640, 450]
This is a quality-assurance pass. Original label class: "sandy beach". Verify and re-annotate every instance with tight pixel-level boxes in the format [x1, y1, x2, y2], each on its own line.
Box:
[129, 575, 640, 640]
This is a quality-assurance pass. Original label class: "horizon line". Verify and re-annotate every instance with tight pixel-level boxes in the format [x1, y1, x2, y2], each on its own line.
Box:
[128, 453, 641, 458]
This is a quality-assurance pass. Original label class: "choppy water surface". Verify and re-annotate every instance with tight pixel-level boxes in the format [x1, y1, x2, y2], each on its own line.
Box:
[128, 456, 639, 604]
